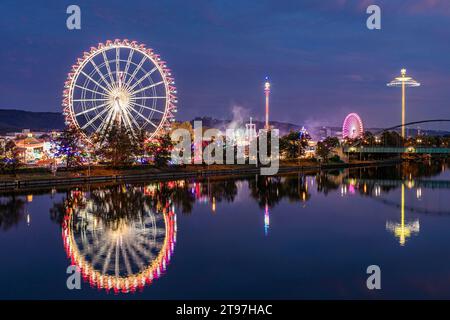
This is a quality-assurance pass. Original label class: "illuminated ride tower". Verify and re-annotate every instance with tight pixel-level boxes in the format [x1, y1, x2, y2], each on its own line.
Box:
[387, 69, 421, 138]
[264, 77, 271, 130]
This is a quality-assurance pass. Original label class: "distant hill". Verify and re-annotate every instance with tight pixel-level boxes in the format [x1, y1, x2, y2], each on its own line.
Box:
[1, 109, 448, 137]
[0, 110, 304, 135]
[0, 109, 65, 133]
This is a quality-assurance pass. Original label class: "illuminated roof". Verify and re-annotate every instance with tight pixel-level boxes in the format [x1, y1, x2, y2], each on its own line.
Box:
[14, 136, 44, 148]
[387, 68, 421, 87]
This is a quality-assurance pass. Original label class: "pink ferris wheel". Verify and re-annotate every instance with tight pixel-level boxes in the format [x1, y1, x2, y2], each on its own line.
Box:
[342, 113, 364, 139]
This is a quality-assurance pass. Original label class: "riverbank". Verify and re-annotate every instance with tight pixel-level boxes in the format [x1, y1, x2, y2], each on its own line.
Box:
[0, 159, 402, 190]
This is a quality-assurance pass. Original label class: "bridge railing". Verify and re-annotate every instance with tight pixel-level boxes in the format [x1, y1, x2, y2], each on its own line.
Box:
[343, 146, 450, 154]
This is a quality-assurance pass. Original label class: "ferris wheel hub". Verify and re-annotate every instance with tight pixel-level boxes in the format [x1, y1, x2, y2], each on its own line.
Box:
[110, 87, 131, 110]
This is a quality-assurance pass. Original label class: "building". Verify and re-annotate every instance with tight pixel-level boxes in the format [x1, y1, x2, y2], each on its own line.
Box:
[13, 133, 45, 163]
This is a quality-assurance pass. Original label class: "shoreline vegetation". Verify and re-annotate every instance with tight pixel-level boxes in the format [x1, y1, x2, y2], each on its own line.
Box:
[0, 159, 403, 190]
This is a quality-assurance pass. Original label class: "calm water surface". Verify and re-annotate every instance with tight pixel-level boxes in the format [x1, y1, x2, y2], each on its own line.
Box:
[1, 161, 450, 299]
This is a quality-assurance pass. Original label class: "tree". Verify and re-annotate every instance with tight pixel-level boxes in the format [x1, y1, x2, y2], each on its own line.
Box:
[381, 131, 404, 147]
[146, 133, 173, 167]
[96, 125, 140, 166]
[1, 140, 22, 173]
[361, 131, 376, 146]
[52, 126, 83, 168]
[170, 121, 194, 137]
[0, 140, 5, 158]
[316, 136, 340, 162]
[280, 130, 310, 160]
[133, 129, 148, 163]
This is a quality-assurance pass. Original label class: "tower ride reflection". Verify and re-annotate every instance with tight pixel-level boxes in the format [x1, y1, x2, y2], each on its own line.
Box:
[385, 183, 420, 246]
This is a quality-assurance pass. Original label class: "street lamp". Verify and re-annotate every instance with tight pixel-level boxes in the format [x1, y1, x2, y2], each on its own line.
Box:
[387, 69, 421, 138]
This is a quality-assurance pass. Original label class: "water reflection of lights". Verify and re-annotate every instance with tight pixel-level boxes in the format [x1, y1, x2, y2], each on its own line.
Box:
[374, 185, 381, 197]
[386, 184, 420, 246]
[407, 180, 415, 189]
[62, 189, 176, 294]
[341, 183, 357, 196]
[348, 184, 355, 194]
[416, 188, 422, 200]
[264, 203, 270, 236]
[25, 195, 32, 227]
[341, 185, 347, 197]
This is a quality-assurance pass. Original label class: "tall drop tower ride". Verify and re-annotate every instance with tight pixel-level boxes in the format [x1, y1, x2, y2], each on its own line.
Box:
[387, 69, 421, 138]
[264, 77, 271, 130]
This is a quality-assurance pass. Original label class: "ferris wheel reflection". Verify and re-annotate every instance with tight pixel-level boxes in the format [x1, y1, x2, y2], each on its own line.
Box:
[62, 185, 176, 294]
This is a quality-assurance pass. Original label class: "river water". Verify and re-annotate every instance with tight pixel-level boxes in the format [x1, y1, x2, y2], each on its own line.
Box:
[0, 161, 449, 299]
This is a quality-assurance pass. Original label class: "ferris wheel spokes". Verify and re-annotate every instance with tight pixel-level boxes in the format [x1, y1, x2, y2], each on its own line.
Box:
[127, 66, 158, 92]
[132, 80, 165, 96]
[90, 58, 114, 91]
[81, 106, 112, 130]
[129, 107, 159, 129]
[129, 101, 164, 114]
[122, 49, 135, 85]
[125, 54, 147, 89]
[101, 50, 116, 89]
[75, 101, 111, 117]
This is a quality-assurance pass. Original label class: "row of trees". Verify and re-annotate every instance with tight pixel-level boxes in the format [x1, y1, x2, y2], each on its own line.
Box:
[344, 130, 450, 148]
[54, 125, 174, 168]
[279, 130, 341, 162]
[343, 131, 404, 147]
[55, 124, 344, 167]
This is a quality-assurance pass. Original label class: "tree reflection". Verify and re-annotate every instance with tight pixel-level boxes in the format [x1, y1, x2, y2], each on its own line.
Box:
[88, 185, 154, 223]
[248, 174, 312, 209]
[0, 195, 25, 230]
[249, 176, 282, 208]
[316, 171, 341, 195]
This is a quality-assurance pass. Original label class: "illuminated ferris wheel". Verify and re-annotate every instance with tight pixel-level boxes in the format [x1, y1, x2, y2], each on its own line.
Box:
[62, 39, 177, 143]
[342, 113, 364, 140]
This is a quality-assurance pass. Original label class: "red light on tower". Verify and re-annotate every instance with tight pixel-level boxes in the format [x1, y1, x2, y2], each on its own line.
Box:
[264, 76, 271, 130]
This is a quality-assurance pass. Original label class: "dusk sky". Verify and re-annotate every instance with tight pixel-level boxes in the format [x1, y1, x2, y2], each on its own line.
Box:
[1, 0, 450, 128]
